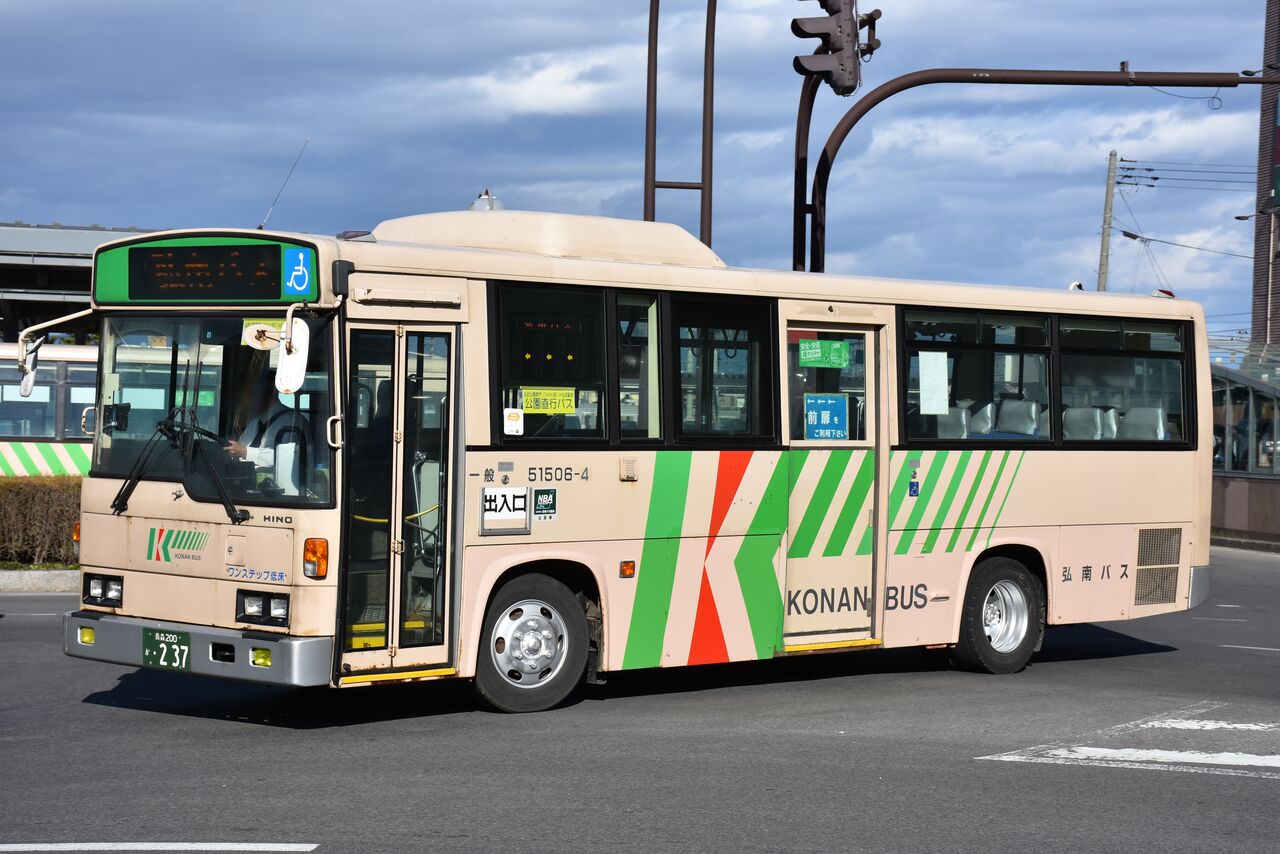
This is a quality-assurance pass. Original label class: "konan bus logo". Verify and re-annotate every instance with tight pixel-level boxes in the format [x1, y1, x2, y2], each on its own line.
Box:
[146, 528, 209, 562]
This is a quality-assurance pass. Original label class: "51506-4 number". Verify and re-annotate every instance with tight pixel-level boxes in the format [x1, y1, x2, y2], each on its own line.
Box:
[528, 466, 589, 483]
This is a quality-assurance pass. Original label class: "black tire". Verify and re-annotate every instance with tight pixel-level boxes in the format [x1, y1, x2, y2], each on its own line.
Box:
[952, 556, 1044, 674]
[475, 573, 589, 713]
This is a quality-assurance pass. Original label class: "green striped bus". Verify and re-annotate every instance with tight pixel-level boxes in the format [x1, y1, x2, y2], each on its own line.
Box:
[0, 342, 95, 477]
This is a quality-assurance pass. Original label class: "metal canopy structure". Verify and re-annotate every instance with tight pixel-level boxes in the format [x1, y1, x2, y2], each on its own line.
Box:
[0, 222, 151, 341]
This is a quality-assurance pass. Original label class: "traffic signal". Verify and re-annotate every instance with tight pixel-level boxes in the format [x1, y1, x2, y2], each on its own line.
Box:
[792, 2, 881, 96]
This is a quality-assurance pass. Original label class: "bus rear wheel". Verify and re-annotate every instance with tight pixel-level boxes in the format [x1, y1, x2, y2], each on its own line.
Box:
[476, 573, 589, 713]
[952, 556, 1044, 674]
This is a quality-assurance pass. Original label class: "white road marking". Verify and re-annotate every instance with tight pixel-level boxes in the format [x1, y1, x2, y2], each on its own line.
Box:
[1142, 719, 1279, 732]
[1215, 604, 1244, 608]
[977, 701, 1280, 780]
[1221, 645, 1280, 652]
[1047, 746, 1280, 768]
[0, 846, 316, 852]
[1190, 617, 1248, 622]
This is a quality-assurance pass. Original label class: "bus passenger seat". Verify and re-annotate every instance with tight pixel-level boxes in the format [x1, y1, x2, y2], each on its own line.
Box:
[967, 402, 995, 435]
[1063, 406, 1103, 440]
[1099, 407, 1119, 439]
[1038, 408, 1051, 437]
[996, 399, 1039, 436]
[935, 407, 970, 440]
[1116, 407, 1167, 441]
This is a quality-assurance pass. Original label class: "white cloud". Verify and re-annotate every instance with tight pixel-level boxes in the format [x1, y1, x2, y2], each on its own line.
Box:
[863, 107, 1256, 177]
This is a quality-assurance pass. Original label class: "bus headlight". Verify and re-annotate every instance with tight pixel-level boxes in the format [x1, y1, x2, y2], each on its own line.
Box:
[236, 590, 289, 627]
[82, 573, 123, 607]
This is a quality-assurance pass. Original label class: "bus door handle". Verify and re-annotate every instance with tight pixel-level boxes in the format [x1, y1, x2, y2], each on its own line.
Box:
[80, 406, 95, 436]
[326, 415, 343, 450]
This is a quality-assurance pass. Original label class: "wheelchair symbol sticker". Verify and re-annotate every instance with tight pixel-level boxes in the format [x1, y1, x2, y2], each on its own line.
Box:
[283, 247, 313, 296]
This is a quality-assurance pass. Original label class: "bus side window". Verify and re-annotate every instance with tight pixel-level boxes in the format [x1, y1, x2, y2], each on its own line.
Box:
[495, 283, 607, 441]
[618, 293, 661, 441]
[671, 295, 774, 440]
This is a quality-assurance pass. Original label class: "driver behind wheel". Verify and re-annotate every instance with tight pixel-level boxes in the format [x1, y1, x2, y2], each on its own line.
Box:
[224, 368, 310, 496]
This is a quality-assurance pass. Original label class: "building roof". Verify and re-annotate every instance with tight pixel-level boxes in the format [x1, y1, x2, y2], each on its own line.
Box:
[0, 221, 153, 268]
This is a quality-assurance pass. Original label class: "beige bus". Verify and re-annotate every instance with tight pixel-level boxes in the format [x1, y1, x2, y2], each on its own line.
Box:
[34, 211, 1208, 712]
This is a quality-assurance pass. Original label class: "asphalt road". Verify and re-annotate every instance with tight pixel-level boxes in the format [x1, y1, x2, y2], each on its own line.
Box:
[2, 547, 1279, 853]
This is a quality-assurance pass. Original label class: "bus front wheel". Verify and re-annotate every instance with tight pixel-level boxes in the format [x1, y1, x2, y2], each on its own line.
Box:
[476, 573, 589, 713]
[952, 557, 1044, 674]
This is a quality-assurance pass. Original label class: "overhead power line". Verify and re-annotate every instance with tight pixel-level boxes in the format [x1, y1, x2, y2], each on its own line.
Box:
[1116, 228, 1253, 259]
[1116, 181, 1253, 193]
[1121, 158, 1254, 169]
[1120, 166, 1256, 176]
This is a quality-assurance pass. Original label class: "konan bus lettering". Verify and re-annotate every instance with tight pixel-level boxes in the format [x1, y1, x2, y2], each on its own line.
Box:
[787, 583, 929, 616]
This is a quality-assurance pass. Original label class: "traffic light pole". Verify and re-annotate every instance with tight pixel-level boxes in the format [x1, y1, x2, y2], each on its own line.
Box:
[793, 51, 824, 271]
[798, 65, 1267, 273]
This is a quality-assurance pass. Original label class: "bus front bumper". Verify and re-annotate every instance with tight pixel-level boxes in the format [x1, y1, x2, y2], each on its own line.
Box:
[63, 611, 333, 687]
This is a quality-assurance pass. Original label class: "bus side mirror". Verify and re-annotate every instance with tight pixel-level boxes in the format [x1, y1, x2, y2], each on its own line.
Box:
[275, 317, 310, 396]
[17, 336, 43, 398]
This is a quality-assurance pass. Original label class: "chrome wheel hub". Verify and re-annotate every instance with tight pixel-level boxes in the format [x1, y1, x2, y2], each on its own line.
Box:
[491, 599, 568, 689]
[982, 579, 1029, 654]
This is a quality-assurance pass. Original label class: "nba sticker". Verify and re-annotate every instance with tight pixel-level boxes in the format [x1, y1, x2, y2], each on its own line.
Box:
[533, 488, 557, 521]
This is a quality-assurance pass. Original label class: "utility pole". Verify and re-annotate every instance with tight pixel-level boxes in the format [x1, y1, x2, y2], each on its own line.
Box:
[1251, 0, 1280, 352]
[1097, 149, 1118, 292]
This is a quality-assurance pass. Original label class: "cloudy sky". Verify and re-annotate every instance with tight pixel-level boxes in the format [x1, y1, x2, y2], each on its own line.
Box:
[0, 1, 1266, 324]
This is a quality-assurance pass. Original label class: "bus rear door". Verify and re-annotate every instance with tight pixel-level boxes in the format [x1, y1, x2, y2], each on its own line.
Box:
[780, 303, 891, 650]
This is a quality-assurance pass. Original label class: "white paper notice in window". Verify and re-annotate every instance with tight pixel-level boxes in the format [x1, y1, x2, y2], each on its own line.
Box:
[919, 351, 949, 415]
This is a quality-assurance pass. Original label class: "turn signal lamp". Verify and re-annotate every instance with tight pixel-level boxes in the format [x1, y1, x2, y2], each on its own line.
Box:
[72, 521, 81, 559]
[620, 560, 636, 579]
[78, 626, 95, 645]
[250, 647, 273, 668]
[303, 538, 328, 579]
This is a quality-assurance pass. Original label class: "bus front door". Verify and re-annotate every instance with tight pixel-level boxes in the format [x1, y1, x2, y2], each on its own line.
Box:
[782, 322, 881, 649]
[338, 325, 456, 680]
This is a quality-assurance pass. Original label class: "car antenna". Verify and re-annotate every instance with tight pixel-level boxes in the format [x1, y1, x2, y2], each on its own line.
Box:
[257, 137, 310, 230]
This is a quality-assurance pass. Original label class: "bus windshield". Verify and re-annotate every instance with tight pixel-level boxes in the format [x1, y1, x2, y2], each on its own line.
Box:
[94, 314, 335, 507]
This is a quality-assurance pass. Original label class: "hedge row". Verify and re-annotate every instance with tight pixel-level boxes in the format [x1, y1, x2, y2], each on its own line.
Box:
[0, 476, 80, 565]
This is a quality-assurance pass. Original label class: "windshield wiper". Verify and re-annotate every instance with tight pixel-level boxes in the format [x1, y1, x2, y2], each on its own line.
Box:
[110, 420, 169, 515]
[187, 434, 250, 525]
[113, 357, 192, 515]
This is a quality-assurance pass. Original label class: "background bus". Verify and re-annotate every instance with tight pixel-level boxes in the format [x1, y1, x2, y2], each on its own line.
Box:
[0, 342, 95, 476]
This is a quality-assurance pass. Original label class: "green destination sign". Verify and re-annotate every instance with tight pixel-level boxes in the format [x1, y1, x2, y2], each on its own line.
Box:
[798, 339, 850, 369]
[93, 235, 318, 305]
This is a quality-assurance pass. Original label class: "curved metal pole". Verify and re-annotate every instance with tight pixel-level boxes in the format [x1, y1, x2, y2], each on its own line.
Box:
[807, 67, 1264, 273]
[793, 52, 824, 272]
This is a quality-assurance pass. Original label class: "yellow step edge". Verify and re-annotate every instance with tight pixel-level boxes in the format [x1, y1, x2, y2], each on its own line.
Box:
[783, 638, 882, 653]
[339, 666, 458, 685]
